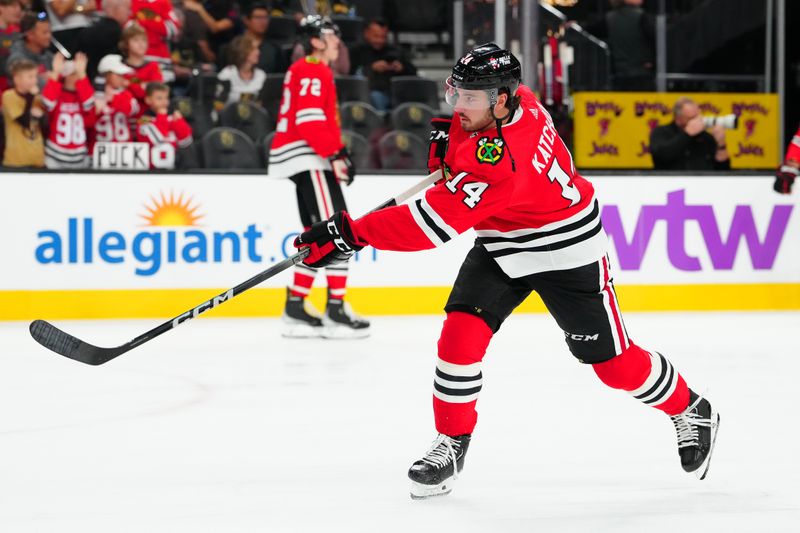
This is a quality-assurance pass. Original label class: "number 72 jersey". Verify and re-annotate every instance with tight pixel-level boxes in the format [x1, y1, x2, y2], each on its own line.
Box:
[350, 84, 608, 278]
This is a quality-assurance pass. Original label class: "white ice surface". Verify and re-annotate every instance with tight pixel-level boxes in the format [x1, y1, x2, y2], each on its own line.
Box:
[1, 312, 799, 532]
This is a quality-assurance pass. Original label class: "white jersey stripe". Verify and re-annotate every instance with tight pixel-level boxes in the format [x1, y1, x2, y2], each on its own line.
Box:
[408, 200, 444, 247]
[475, 195, 598, 239]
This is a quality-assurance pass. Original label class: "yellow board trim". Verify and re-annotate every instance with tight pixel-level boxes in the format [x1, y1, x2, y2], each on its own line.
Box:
[0, 284, 798, 320]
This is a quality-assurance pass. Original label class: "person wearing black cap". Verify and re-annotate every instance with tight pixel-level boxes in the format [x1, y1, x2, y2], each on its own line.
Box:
[293, 43, 720, 498]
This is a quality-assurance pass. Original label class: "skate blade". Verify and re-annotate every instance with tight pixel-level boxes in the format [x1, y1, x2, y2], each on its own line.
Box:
[695, 410, 721, 480]
[320, 324, 371, 340]
[409, 479, 454, 500]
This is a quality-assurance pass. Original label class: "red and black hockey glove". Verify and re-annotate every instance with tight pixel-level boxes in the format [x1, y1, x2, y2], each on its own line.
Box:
[329, 147, 356, 186]
[774, 165, 798, 194]
[294, 211, 366, 268]
[427, 116, 451, 175]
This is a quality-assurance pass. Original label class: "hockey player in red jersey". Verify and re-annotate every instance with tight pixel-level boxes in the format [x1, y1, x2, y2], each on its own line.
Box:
[41, 52, 96, 169]
[136, 82, 192, 169]
[294, 44, 721, 498]
[90, 54, 140, 155]
[774, 124, 800, 194]
[268, 15, 369, 339]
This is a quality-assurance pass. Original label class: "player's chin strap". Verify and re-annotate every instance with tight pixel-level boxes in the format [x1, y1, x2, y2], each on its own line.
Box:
[490, 102, 518, 171]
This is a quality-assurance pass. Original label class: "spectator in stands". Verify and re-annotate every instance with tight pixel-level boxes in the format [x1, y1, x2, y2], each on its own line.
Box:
[350, 17, 416, 111]
[585, 0, 655, 91]
[45, 0, 96, 54]
[136, 81, 192, 169]
[41, 52, 96, 169]
[2, 58, 45, 167]
[216, 34, 265, 105]
[77, 0, 131, 83]
[173, 0, 215, 68]
[239, 2, 284, 73]
[7, 11, 53, 87]
[91, 54, 139, 155]
[119, 22, 163, 106]
[650, 96, 730, 171]
[181, 0, 237, 62]
[131, 0, 180, 82]
[0, 0, 22, 92]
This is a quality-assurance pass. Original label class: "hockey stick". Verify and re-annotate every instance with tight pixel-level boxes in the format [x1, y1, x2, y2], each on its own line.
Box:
[29, 169, 442, 366]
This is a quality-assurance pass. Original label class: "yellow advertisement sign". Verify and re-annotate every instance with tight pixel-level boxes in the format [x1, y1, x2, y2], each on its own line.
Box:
[573, 92, 779, 169]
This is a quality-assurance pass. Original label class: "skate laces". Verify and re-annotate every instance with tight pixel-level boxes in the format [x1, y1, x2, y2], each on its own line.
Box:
[671, 393, 713, 449]
[421, 434, 460, 478]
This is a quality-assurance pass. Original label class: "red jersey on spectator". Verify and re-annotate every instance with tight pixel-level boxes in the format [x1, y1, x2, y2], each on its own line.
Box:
[90, 88, 140, 151]
[41, 77, 96, 169]
[124, 60, 163, 103]
[351, 85, 606, 278]
[0, 24, 20, 94]
[268, 56, 342, 179]
[130, 0, 180, 78]
[136, 111, 192, 168]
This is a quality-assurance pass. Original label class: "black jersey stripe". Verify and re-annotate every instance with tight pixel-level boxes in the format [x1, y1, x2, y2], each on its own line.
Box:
[487, 219, 604, 258]
[478, 200, 600, 245]
[415, 199, 452, 244]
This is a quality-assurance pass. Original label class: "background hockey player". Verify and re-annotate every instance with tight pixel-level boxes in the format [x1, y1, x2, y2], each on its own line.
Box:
[293, 43, 720, 499]
[268, 15, 369, 340]
[774, 123, 799, 194]
[41, 51, 96, 169]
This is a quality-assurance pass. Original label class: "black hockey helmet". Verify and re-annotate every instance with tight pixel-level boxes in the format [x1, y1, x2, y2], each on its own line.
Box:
[299, 14, 341, 45]
[446, 43, 521, 108]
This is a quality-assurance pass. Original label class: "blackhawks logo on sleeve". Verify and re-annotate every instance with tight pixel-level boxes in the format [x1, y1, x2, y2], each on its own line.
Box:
[475, 137, 504, 165]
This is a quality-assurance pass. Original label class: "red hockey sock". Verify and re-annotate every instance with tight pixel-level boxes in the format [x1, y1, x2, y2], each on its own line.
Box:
[433, 312, 494, 436]
[326, 265, 348, 300]
[289, 263, 317, 298]
[592, 343, 690, 416]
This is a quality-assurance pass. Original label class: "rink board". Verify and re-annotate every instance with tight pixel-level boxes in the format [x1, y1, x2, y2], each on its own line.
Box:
[0, 173, 797, 319]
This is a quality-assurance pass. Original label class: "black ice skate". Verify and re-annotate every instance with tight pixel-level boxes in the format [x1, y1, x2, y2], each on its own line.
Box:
[281, 289, 323, 338]
[408, 434, 471, 499]
[670, 390, 720, 480]
[321, 296, 370, 339]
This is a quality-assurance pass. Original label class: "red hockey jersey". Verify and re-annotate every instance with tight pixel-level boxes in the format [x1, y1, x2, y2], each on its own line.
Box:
[785, 125, 800, 164]
[268, 56, 342, 179]
[124, 61, 163, 103]
[90, 88, 140, 149]
[130, 0, 179, 73]
[41, 77, 96, 169]
[136, 111, 193, 169]
[351, 85, 607, 278]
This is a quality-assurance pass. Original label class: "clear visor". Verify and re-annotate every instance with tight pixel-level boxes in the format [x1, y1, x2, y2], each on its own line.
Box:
[444, 77, 493, 109]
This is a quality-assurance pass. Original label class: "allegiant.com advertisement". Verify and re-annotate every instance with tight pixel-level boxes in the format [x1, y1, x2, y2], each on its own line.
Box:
[0, 174, 797, 292]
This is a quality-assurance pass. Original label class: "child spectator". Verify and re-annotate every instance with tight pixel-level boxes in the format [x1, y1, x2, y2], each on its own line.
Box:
[0, 0, 22, 93]
[216, 34, 265, 106]
[91, 54, 139, 153]
[2, 58, 45, 167]
[136, 81, 192, 169]
[119, 22, 162, 104]
[130, 0, 180, 82]
[40, 52, 96, 169]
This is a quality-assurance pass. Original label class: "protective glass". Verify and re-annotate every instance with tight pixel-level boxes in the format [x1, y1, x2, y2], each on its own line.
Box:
[444, 77, 491, 110]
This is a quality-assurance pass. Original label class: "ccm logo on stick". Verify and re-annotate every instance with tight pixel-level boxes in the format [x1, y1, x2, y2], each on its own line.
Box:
[172, 290, 234, 327]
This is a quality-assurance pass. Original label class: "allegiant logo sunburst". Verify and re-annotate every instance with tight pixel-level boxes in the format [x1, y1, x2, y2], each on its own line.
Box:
[35, 191, 264, 276]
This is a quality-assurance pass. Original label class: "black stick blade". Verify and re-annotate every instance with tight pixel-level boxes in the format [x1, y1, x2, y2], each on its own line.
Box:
[29, 320, 125, 366]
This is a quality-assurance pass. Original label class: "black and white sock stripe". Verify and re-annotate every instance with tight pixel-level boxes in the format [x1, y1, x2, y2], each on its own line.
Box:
[432, 359, 482, 404]
[408, 196, 458, 247]
[629, 352, 678, 407]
